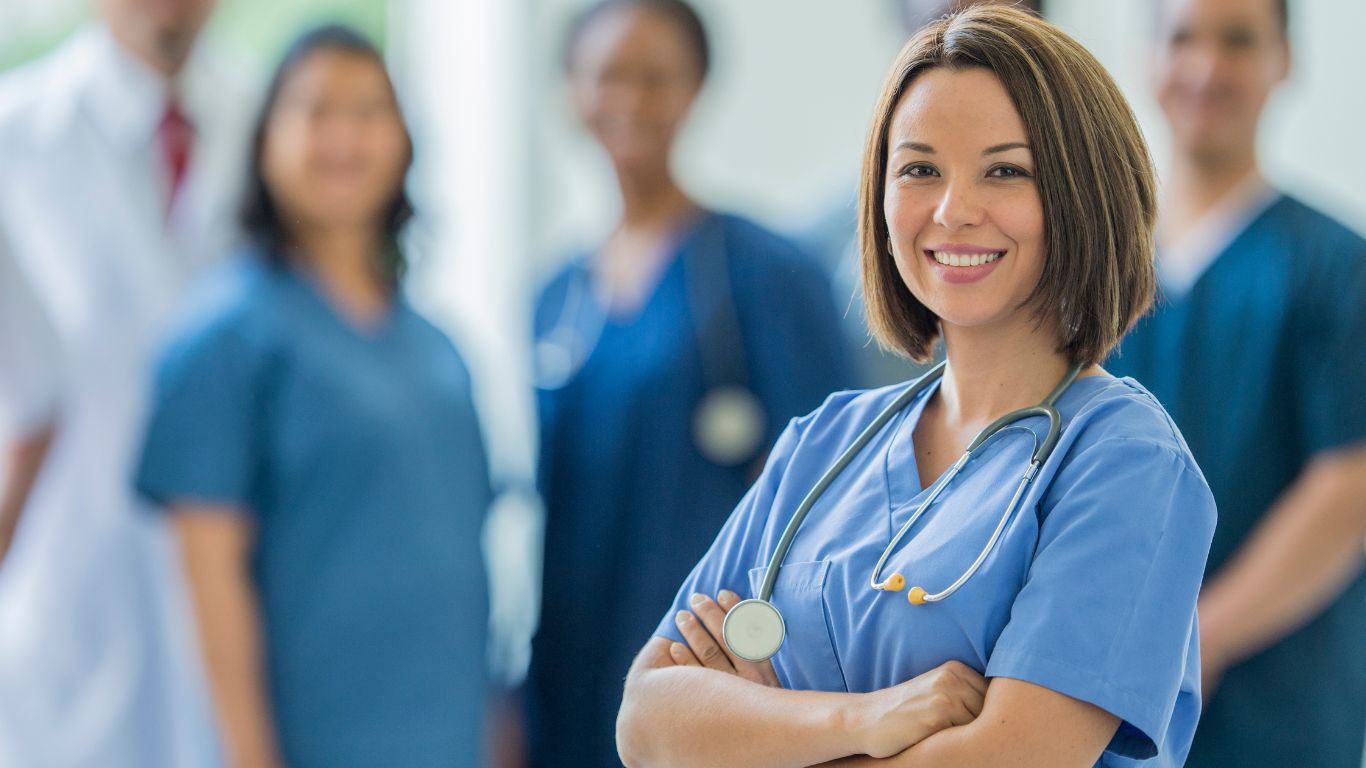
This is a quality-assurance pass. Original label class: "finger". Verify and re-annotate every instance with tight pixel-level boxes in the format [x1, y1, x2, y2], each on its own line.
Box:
[691, 593, 761, 678]
[674, 608, 734, 673]
[669, 641, 701, 667]
[942, 660, 988, 698]
[709, 591, 783, 687]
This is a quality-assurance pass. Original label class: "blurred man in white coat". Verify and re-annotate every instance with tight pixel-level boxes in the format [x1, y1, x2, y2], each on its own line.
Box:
[0, 0, 256, 764]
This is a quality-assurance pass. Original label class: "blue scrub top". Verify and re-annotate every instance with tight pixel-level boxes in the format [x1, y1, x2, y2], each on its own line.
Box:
[1109, 194, 1366, 767]
[531, 211, 852, 767]
[137, 254, 492, 768]
[658, 375, 1216, 767]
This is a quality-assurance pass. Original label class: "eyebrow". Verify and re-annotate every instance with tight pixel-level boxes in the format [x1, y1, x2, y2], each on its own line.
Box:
[892, 141, 1031, 155]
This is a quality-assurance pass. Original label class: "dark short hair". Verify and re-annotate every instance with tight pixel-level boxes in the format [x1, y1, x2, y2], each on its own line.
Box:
[562, 0, 710, 81]
[241, 24, 413, 284]
[859, 5, 1157, 366]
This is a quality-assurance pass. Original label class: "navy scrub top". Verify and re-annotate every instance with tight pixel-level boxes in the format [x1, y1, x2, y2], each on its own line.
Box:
[137, 254, 492, 768]
[1109, 194, 1366, 767]
[529, 210, 853, 767]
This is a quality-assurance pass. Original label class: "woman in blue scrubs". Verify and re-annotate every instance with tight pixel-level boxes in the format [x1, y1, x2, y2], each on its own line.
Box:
[136, 27, 491, 768]
[618, 7, 1216, 767]
[529, 1, 851, 765]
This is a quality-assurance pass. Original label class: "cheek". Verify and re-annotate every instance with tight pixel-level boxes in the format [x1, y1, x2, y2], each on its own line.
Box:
[883, 188, 930, 251]
[261, 129, 310, 196]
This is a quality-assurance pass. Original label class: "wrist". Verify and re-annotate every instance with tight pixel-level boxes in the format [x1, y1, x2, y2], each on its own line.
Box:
[826, 690, 874, 757]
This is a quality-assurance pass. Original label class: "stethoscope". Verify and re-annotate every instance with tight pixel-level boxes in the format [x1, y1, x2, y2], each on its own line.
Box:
[534, 215, 767, 466]
[721, 360, 1084, 662]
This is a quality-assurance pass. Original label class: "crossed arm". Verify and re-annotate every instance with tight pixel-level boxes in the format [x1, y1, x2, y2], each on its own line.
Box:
[616, 590, 1119, 768]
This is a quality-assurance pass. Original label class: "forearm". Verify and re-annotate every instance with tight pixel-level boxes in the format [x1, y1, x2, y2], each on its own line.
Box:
[1200, 445, 1366, 667]
[0, 423, 54, 564]
[175, 513, 282, 768]
[818, 678, 1117, 768]
[618, 638, 864, 768]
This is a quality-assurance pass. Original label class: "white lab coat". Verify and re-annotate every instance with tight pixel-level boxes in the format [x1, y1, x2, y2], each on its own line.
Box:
[0, 26, 256, 767]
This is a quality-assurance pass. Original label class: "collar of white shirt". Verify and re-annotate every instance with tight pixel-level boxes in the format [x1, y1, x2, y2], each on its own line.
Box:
[1156, 172, 1281, 299]
[73, 25, 225, 154]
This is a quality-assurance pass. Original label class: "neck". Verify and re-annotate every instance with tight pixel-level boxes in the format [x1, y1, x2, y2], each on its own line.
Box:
[290, 224, 391, 322]
[1164, 144, 1261, 235]
[614, 160, 694, 231]
[108, 27, 193, 80]
[937, 315, 1074, 425]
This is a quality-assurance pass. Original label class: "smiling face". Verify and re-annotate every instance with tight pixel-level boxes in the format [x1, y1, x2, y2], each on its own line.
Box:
[884, 66, 1046, 337]
[260, 48, 411, 236]
[567, 5, 703, 172]
[1153, 0, 1288, 166]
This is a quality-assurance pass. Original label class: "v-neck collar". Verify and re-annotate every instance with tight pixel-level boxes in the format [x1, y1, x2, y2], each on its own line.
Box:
[588, 209, 716, 327]
[881, 374, 1113, 536]
[1158, 189, 1284, 305]
[883, 376, 942, 528]
[283, 265, 403, 344]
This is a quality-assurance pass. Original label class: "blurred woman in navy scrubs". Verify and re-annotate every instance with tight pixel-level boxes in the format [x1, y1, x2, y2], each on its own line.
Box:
[136, 26, 491, 768]
[527, 1, 852, 764]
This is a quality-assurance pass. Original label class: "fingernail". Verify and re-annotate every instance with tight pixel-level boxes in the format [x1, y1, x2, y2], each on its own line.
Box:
[670, 642, 686, 656]
[689, 593, 706, 607]
[675, 610, 692, 624]
[718, 589, 738, 606]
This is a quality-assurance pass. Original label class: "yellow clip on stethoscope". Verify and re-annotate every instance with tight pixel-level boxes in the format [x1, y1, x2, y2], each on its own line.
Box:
[721, 360, 1083, 663]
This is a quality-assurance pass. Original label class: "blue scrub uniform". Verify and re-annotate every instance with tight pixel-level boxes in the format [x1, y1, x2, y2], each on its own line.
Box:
[531, 211, 852, 767]
[137, 255, 491, 768]
[659, 376, 1216, 767]
[1109, 194, 1366, 767]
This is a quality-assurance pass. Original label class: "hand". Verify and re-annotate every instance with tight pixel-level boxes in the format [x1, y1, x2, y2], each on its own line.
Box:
[671, 589, 781, 688]
[849, 660, 987, 759]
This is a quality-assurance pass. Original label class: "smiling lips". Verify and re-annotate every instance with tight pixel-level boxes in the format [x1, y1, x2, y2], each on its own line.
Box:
[923, 247, 1006, 284]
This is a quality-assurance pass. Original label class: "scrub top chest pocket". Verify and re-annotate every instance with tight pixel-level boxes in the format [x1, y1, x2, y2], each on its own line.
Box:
[748, 560, 849, 693]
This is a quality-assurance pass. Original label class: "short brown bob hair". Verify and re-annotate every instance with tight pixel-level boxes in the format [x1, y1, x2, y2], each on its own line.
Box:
[859, 5, 1156, 366]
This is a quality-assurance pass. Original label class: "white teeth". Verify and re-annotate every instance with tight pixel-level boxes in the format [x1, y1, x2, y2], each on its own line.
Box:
[932, 251, 1003, 267]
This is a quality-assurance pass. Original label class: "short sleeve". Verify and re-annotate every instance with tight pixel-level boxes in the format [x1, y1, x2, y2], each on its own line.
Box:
[985, 438, 1216, 760]
[0, 234, 61, 438]
[653, 415, 810, 642]
[135, 318, 269, 510]
[1297, 244, 1366, 454]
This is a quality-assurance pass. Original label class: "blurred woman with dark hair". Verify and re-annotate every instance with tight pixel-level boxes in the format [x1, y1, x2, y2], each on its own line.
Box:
[528, 0, 851, 764]
[136, 26, 491, 768]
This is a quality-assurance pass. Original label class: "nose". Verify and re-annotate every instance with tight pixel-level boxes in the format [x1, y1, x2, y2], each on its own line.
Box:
[932, 178, 985, 231]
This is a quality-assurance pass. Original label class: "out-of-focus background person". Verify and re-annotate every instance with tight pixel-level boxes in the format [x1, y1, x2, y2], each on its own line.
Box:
[135, 25, 493, 768]
[0, 0, 254, 764]
[526, 2, 852, 765]
[0, 231, 58, 567]
[1107, 0, 1366, 765]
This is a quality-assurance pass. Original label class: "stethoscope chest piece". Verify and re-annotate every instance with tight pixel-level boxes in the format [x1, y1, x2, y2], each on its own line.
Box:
[721, 598, 785, 662]
[694, 385, 766, 466]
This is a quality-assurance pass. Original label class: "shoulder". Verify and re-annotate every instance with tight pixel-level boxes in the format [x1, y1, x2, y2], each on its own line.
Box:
[1045, 376, 1216, 525]
[777, 381, 915, 457]
[711, 211, 821, 275]
[1256, 195, 1366, 278]
[0, 33, 89, 148]
[159, 252, 286, 367]
[1063, 376, 1193, 457]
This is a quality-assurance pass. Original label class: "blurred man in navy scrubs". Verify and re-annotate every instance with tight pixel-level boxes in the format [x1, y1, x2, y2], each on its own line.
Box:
[1108, 0, 1366, 764]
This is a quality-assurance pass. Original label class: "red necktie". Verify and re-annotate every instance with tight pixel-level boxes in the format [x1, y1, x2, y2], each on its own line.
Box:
[156, 100, 194, 214]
